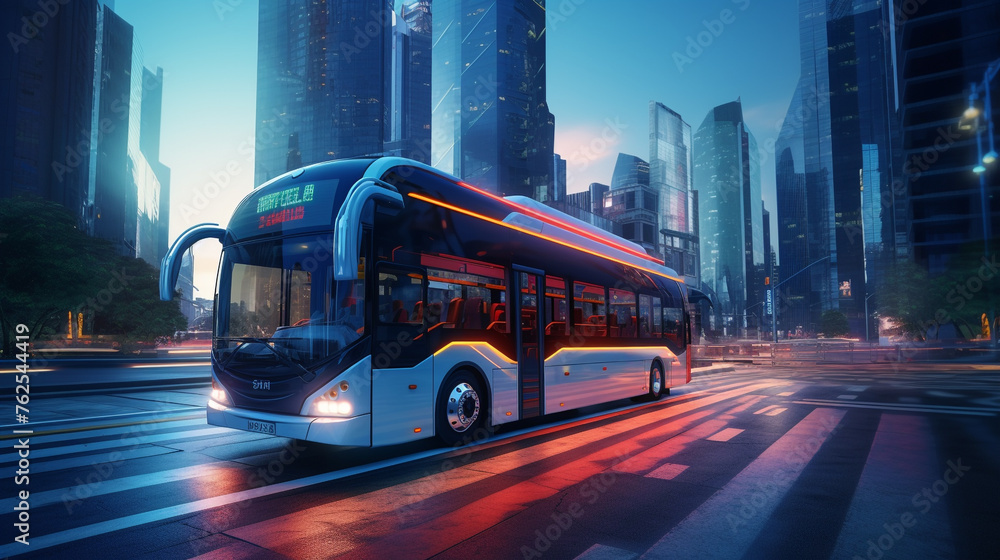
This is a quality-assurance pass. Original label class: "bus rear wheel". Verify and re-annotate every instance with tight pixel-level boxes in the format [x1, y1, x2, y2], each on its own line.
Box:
[436, 370, 487, 446]
[648, 362, 665, 400]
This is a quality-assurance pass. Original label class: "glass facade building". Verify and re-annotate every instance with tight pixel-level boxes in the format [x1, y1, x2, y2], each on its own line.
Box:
[649, 101, 698, 285]
[0, 0, 98, 231]
[775, 0, 899, 336]
[431, 0, 553, 198]
[386, 0, 432, 163]
[694, 100, 763, 334]
[610, 153, 650, 190]
[255, 0, 394, 185]
[898, 0, 1000, 275]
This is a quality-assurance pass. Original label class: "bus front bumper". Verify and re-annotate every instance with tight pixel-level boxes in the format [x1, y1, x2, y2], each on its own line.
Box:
[207, 401, 371, 447]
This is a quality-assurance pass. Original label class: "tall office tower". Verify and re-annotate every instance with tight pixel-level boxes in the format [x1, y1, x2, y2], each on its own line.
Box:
[649, 101, 698, 284]
[431, 0, 553, 197]
[387, 0, 432, 163]
[897, 0, 1000, 274]
[694, 100, 763, 334]
[775, 0, 899, 336]
[610, 153, 650, 190]
[140, 66, 170, 265]
[0, 0, 98, 231]
[604, 153, 659, 256]
[589, 182, 610, 216]
[255, 0, 394, 185]
[543, 153, 567, 204]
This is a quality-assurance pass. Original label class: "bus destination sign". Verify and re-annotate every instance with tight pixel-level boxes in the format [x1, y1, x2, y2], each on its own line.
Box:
[257, 184, 315, 229]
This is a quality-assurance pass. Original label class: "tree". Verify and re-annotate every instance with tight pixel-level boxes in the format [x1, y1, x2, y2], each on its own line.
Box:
[820, 310, 850, 338]
[91, 256, 188, 353]
[0, 197, 187, 356]
[0, 198, 115, 356]
[877, 259, 938, 340]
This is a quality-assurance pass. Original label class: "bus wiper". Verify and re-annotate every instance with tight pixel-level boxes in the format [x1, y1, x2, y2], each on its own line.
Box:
[217, 336, 317, 383]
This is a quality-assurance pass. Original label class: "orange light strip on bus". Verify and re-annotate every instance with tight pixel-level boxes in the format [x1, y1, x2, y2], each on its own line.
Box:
[408, 193, 683, 283]
[456, 181, 661, 264]
[546, 346, 677, 361]
[434, 341, 516, 364]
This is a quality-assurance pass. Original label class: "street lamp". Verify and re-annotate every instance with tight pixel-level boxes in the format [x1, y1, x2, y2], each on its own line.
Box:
[771, 255, 832, 344]
[864, 292, 877, 342]
[964, 57, 1000, 348]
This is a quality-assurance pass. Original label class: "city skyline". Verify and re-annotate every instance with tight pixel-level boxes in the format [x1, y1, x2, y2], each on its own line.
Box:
[113, 0, 800, 297]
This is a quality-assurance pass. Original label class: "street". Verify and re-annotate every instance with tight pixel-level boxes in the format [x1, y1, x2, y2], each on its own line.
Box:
[2, 362, 999, 559]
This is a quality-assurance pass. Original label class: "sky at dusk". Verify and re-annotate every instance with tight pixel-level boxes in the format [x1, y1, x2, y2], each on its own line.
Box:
[115, 0, 801, 297]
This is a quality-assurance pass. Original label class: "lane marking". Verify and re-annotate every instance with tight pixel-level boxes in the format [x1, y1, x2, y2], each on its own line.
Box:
[575, 544, 639, 560]
[645, 463, 689, 481]
[846, 385, 868, 392]
[764, 407, 787, 417]
[706, 428, 744, 442]
[31, 446, 179, 475]
[0, 428, 230, 464]
[791, 400, 996, 417]
[830, 414, 954, 559]
[0, 416, 204, 442]
[641, 408, 846, 559]
[0, 407, 204, 431]
[837, 395, 858, 400]
[0, 381, 783, 558]
[777, 391, 795, 397]
[754, 405, 778, 415]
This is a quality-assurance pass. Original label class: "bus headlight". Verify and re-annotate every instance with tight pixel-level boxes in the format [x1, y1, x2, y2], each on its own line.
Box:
[311, 388, 353, 416]
[210, 379, 230, 406]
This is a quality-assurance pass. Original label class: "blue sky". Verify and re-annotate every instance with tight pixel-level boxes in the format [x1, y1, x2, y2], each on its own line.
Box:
[115, 0, 801, 296]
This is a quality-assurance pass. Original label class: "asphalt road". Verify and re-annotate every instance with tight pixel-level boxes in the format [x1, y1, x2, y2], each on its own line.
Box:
[1, 362, 998, 559]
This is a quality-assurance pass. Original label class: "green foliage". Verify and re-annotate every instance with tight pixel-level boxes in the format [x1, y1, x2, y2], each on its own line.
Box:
[0, 198, 115, 355]
[91, 256, 188, 354]
[820, 310, 850, 338]
[0, 197, 187, 355]
[878, 249, 1000, 341]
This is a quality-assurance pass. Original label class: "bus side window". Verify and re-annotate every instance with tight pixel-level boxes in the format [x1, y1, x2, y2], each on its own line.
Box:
[377, 267, 424, 325]
[651, 296, 663, 337]
[573, 281, 606, 337]
[609, 288, 636, 338]
[639, 294, 653, 338]
[545, 276, 568, 336]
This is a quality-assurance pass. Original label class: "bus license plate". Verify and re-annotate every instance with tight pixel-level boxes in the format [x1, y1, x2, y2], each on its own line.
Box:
[247, 420, 276, 435]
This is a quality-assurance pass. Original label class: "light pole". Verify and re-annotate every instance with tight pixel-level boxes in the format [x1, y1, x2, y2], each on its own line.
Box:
[771, 255, 832, 344]
[864, 292, 877, 343]
[963, 57, 1000, 348]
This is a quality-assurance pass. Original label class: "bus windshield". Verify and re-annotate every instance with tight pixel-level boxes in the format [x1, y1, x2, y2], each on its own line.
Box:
[214, 235, 366, 371]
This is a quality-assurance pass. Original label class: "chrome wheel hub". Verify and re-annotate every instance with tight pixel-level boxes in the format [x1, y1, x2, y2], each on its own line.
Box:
[447, 382, 480, 432]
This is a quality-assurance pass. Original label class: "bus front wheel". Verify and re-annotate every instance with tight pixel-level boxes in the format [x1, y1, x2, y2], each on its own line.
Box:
[436, 370, 487, 446]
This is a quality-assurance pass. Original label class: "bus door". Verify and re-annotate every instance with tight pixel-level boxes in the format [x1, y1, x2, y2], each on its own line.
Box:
[514, 266, 544, 419]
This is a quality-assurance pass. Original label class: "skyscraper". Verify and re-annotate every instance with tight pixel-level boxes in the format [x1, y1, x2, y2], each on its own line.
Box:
[649, 101, 698, 284]
[140, 66, 170, 265]
[897, 0, 1000, 275]
[431, 0, 553, 197]
[695, 100, 763, 334]
[387, 0, 432, 163]
[604, 153, 659, 256]
[255, 0, 394, 185]
[0, 0, 98, 231]
[775, 0, 899, 335]
[610, 153, 650, 190]
[546, 153, 567, 204]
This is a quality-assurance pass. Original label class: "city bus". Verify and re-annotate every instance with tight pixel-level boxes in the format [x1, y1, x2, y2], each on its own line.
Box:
[160, 157, 692, 447]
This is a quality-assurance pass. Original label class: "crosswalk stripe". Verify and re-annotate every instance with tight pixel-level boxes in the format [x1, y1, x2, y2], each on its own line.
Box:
[830, 414, 955, 558]
[754, 405, 778, 415]
[0, 381, 780, 558]
[0, 461, 231, 511]
[640, 408, 846, 559]
[574, 543, 639, 559]
[30, 445, 179, 475]
[645, 463, 688, 481]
